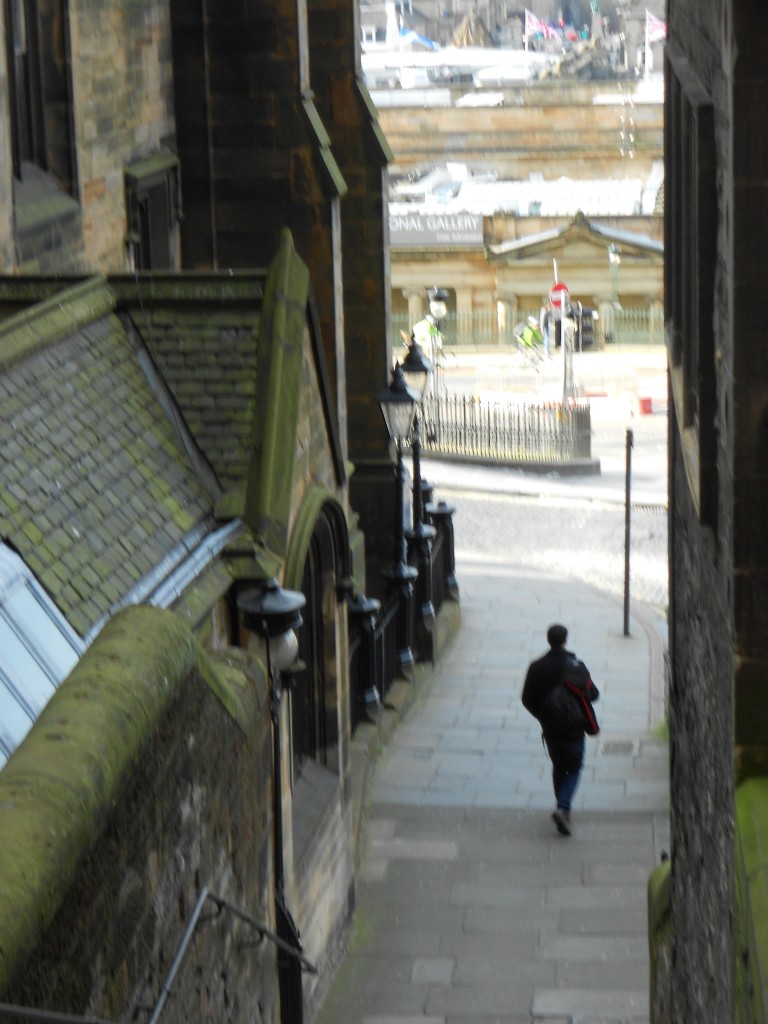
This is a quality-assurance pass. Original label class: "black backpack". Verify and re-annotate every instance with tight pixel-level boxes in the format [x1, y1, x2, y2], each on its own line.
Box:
[543, 655, 600, 736]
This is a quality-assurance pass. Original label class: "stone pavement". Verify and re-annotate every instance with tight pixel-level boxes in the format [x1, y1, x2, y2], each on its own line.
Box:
[442, 346, 668, 407]
[317, 556, 670, 1024]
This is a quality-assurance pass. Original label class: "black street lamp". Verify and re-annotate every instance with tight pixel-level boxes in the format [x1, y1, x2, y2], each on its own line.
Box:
[400, 333, 433, 401]
[401, 338, 437, 655]
[377, 362, 419, 678]
[427, 286, 448, 318]
[238, 579, 306, 1024]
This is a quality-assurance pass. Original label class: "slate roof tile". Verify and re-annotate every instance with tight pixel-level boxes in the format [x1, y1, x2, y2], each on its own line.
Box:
[0, 311, 216, 639]
[138, 307, 261, 493]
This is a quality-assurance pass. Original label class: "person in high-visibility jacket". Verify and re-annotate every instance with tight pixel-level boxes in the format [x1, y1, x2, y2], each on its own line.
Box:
[412, 314, 443, 365]
[519, 316, 543, 349]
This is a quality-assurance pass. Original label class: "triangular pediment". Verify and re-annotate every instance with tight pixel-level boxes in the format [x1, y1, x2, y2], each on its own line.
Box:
[488, 211, 663, 264]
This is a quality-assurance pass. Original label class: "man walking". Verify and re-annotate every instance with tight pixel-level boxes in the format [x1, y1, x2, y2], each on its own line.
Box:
[522, 624, 599, 835]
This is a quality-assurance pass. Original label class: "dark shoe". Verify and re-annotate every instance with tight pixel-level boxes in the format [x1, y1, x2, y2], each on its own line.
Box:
[552, 809, 571, 836]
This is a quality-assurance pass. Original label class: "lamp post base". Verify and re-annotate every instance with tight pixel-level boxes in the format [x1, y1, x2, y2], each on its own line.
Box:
[426, 500, 460, 603]
[381, 562, 417, 681]
[395, 646, 416, 680]
[406, 521, 437, 662]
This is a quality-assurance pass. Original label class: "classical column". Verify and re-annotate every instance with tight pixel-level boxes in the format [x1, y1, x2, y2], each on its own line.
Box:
[496, 290, 518, 347]
[454, 287, 474, 347]
[404, 289, 426, 332]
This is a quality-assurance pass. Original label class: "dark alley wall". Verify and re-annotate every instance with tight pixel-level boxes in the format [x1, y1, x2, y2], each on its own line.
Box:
[662, 0, 768, 1020]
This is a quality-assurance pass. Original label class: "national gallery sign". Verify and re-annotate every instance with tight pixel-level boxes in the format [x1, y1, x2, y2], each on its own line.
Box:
[389, 210, 483, 247]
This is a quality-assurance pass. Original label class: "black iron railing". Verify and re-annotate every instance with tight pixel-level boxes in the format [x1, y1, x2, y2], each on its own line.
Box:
[348, 501, 459, 733]
[348, 593, 382, 731]
[348, 617, 365, 731]
[378, 589, 400, 702]
[429, 526, 445, 616]
[421, 393, 592, 463]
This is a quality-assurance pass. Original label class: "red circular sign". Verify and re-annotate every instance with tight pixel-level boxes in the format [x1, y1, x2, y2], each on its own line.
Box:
[550, 281, 570, 308]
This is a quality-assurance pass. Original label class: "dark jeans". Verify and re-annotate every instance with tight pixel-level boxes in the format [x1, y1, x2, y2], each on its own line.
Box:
[544, 734, 585, 813]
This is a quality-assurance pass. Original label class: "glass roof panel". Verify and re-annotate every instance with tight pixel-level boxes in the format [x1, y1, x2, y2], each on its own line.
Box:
[0, 544, 84, 770]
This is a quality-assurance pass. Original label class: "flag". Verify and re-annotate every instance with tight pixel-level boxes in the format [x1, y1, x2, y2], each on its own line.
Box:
[399, 27, 440, 50]
[646, 10, 666, 44]
[525, 8, 557, 39]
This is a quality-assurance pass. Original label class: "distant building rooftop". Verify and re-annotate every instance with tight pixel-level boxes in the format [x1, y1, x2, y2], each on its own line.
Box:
[389, 161, 664, 247]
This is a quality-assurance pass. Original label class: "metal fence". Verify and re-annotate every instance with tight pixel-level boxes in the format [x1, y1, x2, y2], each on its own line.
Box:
[348, 504, 457, 731]
[391, 307, 665, 350]
[607, 306, 666, 348]
[428, 525, 446, 613]
[420, 392, 593, 463]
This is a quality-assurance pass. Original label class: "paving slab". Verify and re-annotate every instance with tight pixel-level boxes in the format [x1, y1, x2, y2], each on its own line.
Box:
[316, 559, 669, 1024]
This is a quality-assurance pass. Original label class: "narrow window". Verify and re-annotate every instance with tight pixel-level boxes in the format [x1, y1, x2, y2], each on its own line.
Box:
[665, 42, 717, 525]
[6, 0, 46, 178]
[125, 156, 181, 271]
[293, 513, 340, 777]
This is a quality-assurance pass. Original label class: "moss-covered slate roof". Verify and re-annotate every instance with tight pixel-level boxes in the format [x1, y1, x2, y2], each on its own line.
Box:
[0, 240, 333, 643]
[116, 285, 264, 496]
[0, 285, 217, 639]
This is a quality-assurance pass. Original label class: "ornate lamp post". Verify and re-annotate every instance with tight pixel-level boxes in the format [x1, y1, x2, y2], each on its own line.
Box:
[400, 336, 433, 530]
[401, 337, 437, 656]
[238, 579, 306, 1024]
[377, 362, 419, 678]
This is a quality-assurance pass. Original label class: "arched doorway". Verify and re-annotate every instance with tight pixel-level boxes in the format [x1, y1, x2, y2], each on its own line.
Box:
[286, 495, 350, 780]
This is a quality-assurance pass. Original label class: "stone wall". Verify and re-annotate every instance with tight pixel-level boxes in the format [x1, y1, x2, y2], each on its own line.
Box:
[306, 1, 398, 589]
[0, 11, 16, 268]
[0, 606, 278, 1023]
[377, 80, 664, 179]
[660, 0, 762, 1021]
[666, 424, 734, 1021]
[295, 323, 345, 506]
[307, 0, 394, 454]
[69, 0, 177, 271]
[287, 334, 358, 1010]
[170, 0, 346, 425]
[0, 1, 178, 275]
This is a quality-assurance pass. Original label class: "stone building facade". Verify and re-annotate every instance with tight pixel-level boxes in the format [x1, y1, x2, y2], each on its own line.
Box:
[0, 0, 397, 595]
[379, 82, 664, 181]
[382, 78, 665, 341]
[650, 1, 768, 1021]
[0, 1, 406, 1022]
[0, 235, 364, 1022]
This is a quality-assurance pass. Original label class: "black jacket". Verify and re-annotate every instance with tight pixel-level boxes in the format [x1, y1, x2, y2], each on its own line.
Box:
[522, 646, 599, 739]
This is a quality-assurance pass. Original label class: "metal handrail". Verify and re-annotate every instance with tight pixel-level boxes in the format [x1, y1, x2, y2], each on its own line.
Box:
[207, 892, 317, 974]
[144, 888, 211, 1024]
[141, 888, 317, 1024]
